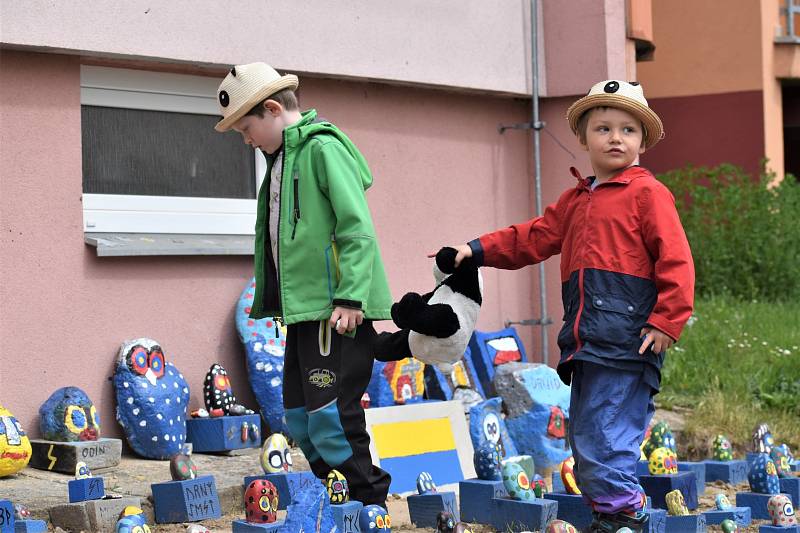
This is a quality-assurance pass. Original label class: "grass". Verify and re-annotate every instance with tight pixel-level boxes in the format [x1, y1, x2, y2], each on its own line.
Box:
[659, 296, 800, 459]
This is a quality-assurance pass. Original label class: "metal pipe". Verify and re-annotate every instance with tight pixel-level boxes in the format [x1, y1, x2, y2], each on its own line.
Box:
[531, 0, 549, 362]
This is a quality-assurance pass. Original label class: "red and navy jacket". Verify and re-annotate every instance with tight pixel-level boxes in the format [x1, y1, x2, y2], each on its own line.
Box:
[468, 165, 695, 385]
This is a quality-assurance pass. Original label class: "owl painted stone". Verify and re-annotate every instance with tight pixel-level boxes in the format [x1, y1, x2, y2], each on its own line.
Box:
[561, 456, 581, 495]
[648, 446, 678, 475]
[0, 404, 31, 477]
[752, 423, 774, 454]
[39, 387, 100, 442]
[116, 506, 151, 533]
[770, 445, 791, 478]
[715, 494, 732, 510]
[260, 433, 293, 474]
[75, 461, 92, 479]
[502, 461, 534, 501]
[203, 363, 237, 414]
[719, 518, 738, 533]
[436, 511, 456, 533]
[712, 434, 733, 461]
[748, 452, 780, 494]
[468, 397, 518, 460]
[114, 338, 190, 459]
[417, 471, 437, 495]
[767, 494, 797, 526]
[473, 441, 502, 481]
[665, 489, 689, 516]
[169, 447, 197, 481]
[359, 504, 391, 532]
[245, 479, 279, 524]
[545, 519, 579, 533]
[326, 469, 349, 504]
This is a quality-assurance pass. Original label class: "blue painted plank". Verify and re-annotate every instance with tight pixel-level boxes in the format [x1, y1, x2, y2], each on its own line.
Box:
[780, 477, 800, 507]
[186, 414, 261, 453]
[702, 507, 751, 527]
[678, 461, 706, 495]
[736, 491, 791, 520]
[0, 501, 14, 533]
[380, 449, 463, 494]
[490, 497, 558, 533]
[544, 492, 591, 530]
[67, 477, 105, 503]
[664, 514, 706, 533]
[331, 500, 362, 533]
[643, 508, 667, 533]
[459, 479, 506, 524]
[13, 521, 47, 533]
[407, 492, 458, 528]
[759, 526, 800, 533]
[151, 475, 221, 523]
[231, 519, 285, 532]
[639, 472, 698, 511]
[704, 460, 748, 485]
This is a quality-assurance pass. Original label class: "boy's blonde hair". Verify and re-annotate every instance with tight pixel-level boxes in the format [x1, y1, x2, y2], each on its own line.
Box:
[245, 88, 299, 117]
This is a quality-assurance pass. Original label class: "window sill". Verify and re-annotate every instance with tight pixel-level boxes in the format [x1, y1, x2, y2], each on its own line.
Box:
[84, 233, 254, 257]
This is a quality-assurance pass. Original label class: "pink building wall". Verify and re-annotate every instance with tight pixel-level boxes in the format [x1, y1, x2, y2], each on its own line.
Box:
[0, 50, 585, 440]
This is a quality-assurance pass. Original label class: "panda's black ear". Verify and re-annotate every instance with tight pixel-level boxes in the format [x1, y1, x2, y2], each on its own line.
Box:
[435, 247, 458, 274]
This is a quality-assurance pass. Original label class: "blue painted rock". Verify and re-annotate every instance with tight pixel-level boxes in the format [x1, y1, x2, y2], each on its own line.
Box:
[114, 338, 189, 459]
[417, 471, 437, 495]
[473, 441, 502, 481]
[236, 278, 289, 434]
[366, 358, 425, 407]
[39, 387, 100, 442]
[468, 397, 518, 460]
[493, 363, 572, 473]
[244, 479, 279, 523]
[359, 504, 391, 532]
[326, 469, 349, 504]
[767, 494, 797, 526]
[260, 433, 293, 474]
[282, 481, 336, 532]
[0, 403, 31, 477]
[752, 423, 774, 454]
[748, 452, 780, 494]
[713, 434, 734, 461]
[770, 445, 792, 478]
[501, 461, 535, 501]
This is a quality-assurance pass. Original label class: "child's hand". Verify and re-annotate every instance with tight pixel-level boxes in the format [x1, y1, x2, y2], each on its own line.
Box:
[427, 244, 472, 267]
[330, 306, 364, 335]
[639, 327, 674, 354]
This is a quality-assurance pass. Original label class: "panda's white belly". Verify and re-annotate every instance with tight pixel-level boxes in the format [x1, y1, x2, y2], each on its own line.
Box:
[408, 284, 480, 365]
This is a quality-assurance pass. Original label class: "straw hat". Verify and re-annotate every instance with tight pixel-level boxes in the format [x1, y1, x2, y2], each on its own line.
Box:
[214, 62, 299, 132]
[566, 80, 664, 148]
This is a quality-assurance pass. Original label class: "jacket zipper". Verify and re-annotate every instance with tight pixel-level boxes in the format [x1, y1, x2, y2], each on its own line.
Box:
[566, 188, 592, 361]
[275, 133, 288, 317]
[291, 171, 300, 240]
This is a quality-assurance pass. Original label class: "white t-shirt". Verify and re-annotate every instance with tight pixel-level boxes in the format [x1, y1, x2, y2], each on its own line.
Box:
[268, 151, 283, 267]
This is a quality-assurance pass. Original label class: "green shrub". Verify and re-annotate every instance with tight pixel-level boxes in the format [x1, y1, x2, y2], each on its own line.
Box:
[657, 164, 800, 301]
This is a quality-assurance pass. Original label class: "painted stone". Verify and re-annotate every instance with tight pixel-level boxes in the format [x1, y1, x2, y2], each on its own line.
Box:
[648, 446, 678, 475]
[0, 403, 31, 476]
[468, 397, 518, 460]
[643, 420, 675, 459]
[716, 493, 732, 510]
[75, 461, 92, 479]
[203, 363, 237, 414]
[260, 433, 293, 474]
[326, 469, 349, 504]
[712, 434, 734, 461]
[473, 441, 502, 481]
[436, 511, 456, 533]
[39, 387, 100, 442]
[545, 519, 579, 533]
[417, 471, 437, 495]
[748, 452, 780, 494]
[770, 445, 792, 478]
[282, 481, 337, 533]
[13, 503, 30, 519]
[244, 479, 279, 524]
[359, 504, 391, 532]
[366, 358, 426, 407]
[502, 461, 535, 501]
[494, 363, 572, 474]
[113, 338, 189, 459]
[665, 489, 689, 516]
[169, 447, 197, 481]
[116, 506, 150, 533]
[531, 473, 546, 497]
[768, 493, 797, 526]
[560, 456, 581, 495]
[244, 333, 288, 435]
[752, 423, 774, 454]
[453, 524, 474, 533]
[719, 518, 738, 533]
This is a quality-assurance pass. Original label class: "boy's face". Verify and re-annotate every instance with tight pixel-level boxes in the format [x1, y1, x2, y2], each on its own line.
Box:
[581, 107, 645, 177]
[231, 101, 285, 154]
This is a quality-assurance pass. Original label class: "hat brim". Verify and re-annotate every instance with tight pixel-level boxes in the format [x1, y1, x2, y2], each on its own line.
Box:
[566, 94, 664, 149]
[214, 74, 299, 132]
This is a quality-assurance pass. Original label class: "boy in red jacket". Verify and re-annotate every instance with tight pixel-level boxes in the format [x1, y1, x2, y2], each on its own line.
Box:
[446, 80, 694, 532]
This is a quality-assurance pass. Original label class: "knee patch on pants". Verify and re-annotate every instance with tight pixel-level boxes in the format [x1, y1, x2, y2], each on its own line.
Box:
[308, 400, 353, 468]
[285, 406, 321, 463]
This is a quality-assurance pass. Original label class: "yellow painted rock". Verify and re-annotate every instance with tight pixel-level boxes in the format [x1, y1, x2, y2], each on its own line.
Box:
[0, 404, 32, 476]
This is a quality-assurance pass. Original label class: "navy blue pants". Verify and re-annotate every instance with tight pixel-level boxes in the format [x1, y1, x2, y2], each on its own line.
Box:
[568, 361, 655, 514]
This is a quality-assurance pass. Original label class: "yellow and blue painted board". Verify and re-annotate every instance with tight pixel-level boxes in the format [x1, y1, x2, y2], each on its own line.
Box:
[365, 401, 475, 494]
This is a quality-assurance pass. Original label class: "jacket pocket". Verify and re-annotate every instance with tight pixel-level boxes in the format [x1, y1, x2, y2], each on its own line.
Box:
[584, 292, 641, 347]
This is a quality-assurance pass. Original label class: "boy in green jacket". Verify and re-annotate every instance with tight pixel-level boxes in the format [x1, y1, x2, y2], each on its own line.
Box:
[215, 62, 393, 506]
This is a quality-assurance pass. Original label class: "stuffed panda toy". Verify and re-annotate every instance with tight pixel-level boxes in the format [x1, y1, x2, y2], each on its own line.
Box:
[374, 247, 482, 365]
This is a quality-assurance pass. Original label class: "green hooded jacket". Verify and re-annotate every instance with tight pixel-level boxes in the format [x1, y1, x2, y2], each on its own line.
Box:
[249, 109, 392, 324]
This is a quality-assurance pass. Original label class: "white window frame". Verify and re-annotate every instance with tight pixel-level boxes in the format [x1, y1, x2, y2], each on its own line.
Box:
[80, 65, 266, 235]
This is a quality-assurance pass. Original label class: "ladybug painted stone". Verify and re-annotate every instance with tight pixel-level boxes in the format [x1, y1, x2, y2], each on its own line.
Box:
[244, 479, 279, 524]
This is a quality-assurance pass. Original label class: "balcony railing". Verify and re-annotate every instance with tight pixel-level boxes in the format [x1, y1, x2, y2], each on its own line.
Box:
[778, 0, 800, 42]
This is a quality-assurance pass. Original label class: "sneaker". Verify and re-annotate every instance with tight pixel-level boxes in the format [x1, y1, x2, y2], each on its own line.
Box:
[588, 510, 650, 532]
